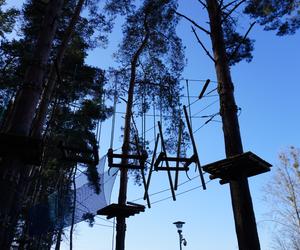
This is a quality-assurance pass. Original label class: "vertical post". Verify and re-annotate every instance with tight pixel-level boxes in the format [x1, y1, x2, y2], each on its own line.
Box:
[205, 0, 260, 249]
[178, 231, 183, 250]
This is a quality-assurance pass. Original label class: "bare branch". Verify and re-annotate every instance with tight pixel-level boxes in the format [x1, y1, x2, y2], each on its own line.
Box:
[228, 22, 256, 62]
[222, 0, 247, 23]
[198, 0, 207, 9]
[221, 0, 239, 10]
[191, 26, 216, 63]
[175, 11, 210, 35]
[218, 0, 224, 9]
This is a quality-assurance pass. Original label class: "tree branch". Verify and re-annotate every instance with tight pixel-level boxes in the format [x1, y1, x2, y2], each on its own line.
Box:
[175, 11, 210, 35]
[222, 0, 247, 23]
[191, 26, 216, 63]
[198, 0, 207, 9]
[218, 0, 224, 9]
[228, 22, 255, 62]
[221, 0, 239, 10]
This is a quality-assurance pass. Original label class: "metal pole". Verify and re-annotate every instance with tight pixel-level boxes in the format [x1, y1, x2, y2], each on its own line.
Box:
[178, 231, 183, 250]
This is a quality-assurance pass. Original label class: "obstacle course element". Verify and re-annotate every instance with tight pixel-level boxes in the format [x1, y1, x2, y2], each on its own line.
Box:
[107, 148, 148, 170]
[97, 202, 145, 219]
[144, 105, 207, 207]
[203, 151, 271, 185]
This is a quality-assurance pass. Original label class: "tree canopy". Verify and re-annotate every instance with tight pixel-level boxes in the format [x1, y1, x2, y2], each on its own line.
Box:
[245, 0, 300, 35]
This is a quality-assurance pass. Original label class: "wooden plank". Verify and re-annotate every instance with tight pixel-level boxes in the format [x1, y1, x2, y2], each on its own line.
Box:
[175, 119, 183, 190]
[183, 105, 206, 189]
[158, 121, 176, 201]
[144, 133, 159, 207]
[109, 164, 145, 170]
[155, 166, 189, 171]
[199, 79, 210, 99]
[202, 151, 272, 181]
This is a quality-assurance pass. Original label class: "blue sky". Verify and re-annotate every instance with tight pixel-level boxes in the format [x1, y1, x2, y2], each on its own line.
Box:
[5, 0, 300, 249]
[65, 2, 300, 249]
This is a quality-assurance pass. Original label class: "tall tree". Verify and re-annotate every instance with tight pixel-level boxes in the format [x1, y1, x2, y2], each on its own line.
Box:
[244, 0, 300, 36]
[264, 146, 300, 250]
[0, 0, 134, 248]
[110, 0, 184, 249]
[176, 1, 261, 249]
[0, 1, 64, 248]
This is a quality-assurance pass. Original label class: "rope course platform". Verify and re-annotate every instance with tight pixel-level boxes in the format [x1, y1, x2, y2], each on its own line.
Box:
[203, 151, 272, 185]
[97, 202, 145, 219]
[0, 133, 43, 165]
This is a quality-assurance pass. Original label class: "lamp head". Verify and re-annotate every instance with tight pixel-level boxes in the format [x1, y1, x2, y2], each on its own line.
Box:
[173, 221, 185, 231]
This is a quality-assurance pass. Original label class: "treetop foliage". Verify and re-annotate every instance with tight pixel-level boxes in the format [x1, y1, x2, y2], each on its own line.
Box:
[0, 0, 19, 38]
[113, 0, 184, 114]
[245, 0, 300, 35]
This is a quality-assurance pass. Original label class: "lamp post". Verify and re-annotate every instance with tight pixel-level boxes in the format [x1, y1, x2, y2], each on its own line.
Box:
[173, 221, 187, 250]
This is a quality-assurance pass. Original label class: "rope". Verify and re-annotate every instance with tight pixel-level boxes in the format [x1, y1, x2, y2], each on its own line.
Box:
[96, 92, 105, 146]
[110, 86, 117, 149]
[153, 101, 156, 141]
[186, 80, 193, 129]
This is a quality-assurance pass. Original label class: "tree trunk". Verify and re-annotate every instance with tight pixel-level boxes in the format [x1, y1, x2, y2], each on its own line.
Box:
[205, 1, 260, 249]
[0, 1, 64, 248]
[31, 0, 85, 138]
[115, 15, 150, 250]
[54, 227, 63, 250]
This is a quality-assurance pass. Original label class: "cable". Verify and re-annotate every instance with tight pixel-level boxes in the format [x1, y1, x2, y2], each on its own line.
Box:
[134, 179, 212, 206]
[94, 223, 114, 228]
[179, 78, 220, 83]
[130, 173, 203, 202]
[95, 215, 115, 224]
[151, 181, 211, 205]
[110, 85, 117, 149]
[193, 113, 220, 134]
[115, 111, 218, 119]
[192, 99, 219, 117]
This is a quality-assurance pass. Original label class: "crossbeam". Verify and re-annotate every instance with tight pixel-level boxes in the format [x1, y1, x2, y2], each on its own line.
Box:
[107, 148, 148, 170]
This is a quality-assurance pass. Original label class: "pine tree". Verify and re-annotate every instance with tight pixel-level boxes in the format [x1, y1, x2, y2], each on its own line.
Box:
[110, 1, 185, 249]
[177, 1, 260, 249]
[245, 0, 300, 36]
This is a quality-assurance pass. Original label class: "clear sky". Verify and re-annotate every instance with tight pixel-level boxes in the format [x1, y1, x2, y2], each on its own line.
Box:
[6, 1, 300, 249]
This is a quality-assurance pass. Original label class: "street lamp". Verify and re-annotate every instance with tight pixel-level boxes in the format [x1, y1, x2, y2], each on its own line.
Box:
[173, 221, 187, 250]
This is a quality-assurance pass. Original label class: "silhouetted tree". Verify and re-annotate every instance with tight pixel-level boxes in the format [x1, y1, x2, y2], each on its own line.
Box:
[176, 1, 260, 249]
[245, 0, 300, 36]
[264, 146, 300, 250]
[111, 1, 185, 249]
[0, 0, 19, 39]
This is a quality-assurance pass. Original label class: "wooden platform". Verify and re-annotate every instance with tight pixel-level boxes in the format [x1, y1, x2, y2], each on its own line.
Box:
[0, 133, 43, 165]
[97, 203, 145, 219]
[202, 151, 271, 184]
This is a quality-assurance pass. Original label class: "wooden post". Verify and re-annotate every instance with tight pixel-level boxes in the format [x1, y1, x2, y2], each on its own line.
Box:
[205, 0, 260, 249]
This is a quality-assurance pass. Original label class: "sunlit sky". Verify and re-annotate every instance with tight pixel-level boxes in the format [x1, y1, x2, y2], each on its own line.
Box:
[6, 1, 300, 250]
